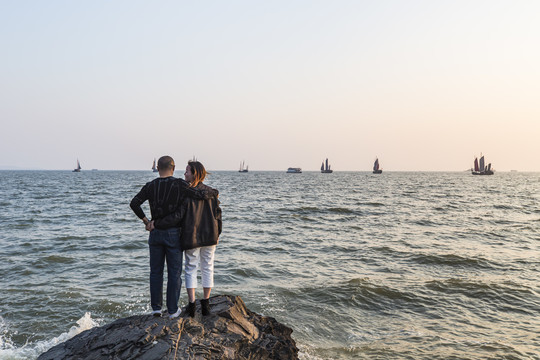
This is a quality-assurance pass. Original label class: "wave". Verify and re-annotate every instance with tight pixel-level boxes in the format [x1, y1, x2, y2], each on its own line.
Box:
[424, 278, 539, 315]
[39, 255, 76, 265]
[493, 204, 515, 210]
[0, 313, 98, 360]
[295, 206, 319, 212]
[277, 206, 320, 215]
[327, 207, 355, 214]
[283, 278, 435, 314]
[358, 202, 385, 207]
[289, 214, 317, 222]
[54, 235, 88, 241]
[103, 242, 144, 251]
[408, 253, 497, 269]
[8, 222, 34, 229]
[298, 336, 533, 360]
[344, 278, 436, 310]
[277, 206, 360, 216]
[414, 219, 439, 226]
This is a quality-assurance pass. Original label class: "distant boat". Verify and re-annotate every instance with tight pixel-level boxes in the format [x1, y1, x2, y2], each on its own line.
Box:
[239, 161, 248, 173]
[73, 159, 81, 172]
[471, 154, 494, 175]
[372, 158, 382, 174]
[321, 158, 333, 173]
[152, 158, 158, 173]
[287, 167, 302, 173]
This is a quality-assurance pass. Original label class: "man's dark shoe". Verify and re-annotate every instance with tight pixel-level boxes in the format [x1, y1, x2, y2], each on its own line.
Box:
[201, 298, 210, 316]
[187, 301, 196, 318]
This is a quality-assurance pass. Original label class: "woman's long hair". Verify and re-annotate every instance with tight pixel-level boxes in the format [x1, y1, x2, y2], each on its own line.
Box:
[187, 160, 208, 187]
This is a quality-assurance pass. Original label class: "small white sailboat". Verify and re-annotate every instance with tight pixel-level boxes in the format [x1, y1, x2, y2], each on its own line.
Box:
[321, 158, 333, 173]
[239, 161, 248, 173]
[73, 159, 81, 172]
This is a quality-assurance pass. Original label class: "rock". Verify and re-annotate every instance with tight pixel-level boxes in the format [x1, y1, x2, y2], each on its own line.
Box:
[38, 295, 298, 360]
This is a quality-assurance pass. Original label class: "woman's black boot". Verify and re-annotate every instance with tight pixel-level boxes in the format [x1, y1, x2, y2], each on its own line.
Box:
[201, 298, 210, 316]
[187, 301, 196, 318]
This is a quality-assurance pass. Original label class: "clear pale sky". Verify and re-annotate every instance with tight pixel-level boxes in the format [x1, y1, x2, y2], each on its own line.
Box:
[1, 1, 539, 171]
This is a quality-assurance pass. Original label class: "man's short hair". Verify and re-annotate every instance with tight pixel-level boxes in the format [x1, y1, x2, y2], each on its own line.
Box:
[157, 156, 175, 171]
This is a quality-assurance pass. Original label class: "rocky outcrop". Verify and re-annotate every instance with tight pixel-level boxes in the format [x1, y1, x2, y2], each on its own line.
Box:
[38, 295, 298, 360]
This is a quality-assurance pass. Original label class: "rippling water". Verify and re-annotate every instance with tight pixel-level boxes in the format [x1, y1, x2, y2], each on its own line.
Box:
[0, 170, 539, 359]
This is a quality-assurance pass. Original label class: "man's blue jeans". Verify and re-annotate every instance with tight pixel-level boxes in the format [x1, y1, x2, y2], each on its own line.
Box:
[148, 228, 182, 314]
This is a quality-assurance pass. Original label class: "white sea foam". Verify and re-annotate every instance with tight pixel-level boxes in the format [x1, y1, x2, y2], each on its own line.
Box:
[297, 344, 326, 360]
[0, 313, 98, 360]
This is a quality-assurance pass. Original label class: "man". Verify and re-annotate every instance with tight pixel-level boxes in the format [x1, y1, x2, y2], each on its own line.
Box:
[129, 155, 196, 319]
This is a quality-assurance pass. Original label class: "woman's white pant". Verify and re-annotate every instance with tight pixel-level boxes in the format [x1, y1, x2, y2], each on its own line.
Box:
[184, 245, 216, 288]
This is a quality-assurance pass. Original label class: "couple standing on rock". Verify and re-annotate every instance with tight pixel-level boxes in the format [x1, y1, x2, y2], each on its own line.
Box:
[130, 156, 222, 319]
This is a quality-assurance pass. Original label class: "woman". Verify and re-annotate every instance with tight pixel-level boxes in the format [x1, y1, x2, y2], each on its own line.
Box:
[154, 160, 222, 317]
[182, 161, 222, 316]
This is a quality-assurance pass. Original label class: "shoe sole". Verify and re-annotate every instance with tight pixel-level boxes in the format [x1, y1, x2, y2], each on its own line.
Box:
[169, 310, 181, 319]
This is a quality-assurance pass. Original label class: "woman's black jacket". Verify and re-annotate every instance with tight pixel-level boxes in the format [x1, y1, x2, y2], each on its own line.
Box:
[154, 182, 222, 251]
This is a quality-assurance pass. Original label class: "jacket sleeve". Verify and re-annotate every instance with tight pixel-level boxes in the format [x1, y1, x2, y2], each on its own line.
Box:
[130, 184, 148, 220]
[153, 201, 186, 229]
[215, 198, 222, 236]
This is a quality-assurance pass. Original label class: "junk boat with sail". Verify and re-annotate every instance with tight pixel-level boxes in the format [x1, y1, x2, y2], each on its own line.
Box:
[471, 154, 494, 175]
[239, 161, 249, 173]
[372, 158, 382, 174]
[73, 159, 81, 172]
[152, 159, 158, 173]
[321, 158, 333, 173]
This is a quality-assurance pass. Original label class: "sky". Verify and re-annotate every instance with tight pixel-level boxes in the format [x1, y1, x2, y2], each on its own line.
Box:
[1, 0, 539, 171]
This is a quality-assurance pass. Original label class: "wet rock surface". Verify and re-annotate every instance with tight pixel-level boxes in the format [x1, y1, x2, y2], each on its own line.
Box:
[38, 295, 298, 359]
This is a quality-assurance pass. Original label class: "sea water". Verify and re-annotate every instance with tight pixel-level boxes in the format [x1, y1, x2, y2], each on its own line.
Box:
[0, 170, 538, 359]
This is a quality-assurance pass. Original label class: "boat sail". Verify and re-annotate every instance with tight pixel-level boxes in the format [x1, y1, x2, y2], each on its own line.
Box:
[73, 159, 81, 172]
[239, 161, 248, 173]
[321, 158, 333, 173]
[471, 154, 494, 175]
[152, 158, 158, 173]
[372, 158, 382, 174]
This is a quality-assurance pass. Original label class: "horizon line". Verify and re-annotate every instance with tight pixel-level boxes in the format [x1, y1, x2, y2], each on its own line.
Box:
[0, 169, 533, 173]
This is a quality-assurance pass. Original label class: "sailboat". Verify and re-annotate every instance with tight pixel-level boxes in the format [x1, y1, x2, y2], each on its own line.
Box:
[238, 161, 248, 173]
[321, 158, 333, 173]
[372, 158, 382, 174]
[471, 154, 494, 175]
[152, 159, 158, 173]
[73, 159, 81, 172]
